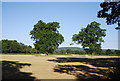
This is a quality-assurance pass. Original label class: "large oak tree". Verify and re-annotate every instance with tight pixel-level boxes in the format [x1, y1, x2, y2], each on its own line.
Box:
[72, 21, 106, 55]
[30, 20, 64, 53]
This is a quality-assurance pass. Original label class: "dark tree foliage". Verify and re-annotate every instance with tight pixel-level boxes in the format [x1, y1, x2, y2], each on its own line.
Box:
[105, 49, 114, 55]
[72, 21, 106, 55]
[30, 20, 64, 53]
[53, 50, 86, 55]
[0, 40, 2, 53]
[66, 49, 73, 54]
[2, 40, 21, 53]
[114, 50, 120, 55]
[1, 39, 37, 54]
[98, 2, 120, 25]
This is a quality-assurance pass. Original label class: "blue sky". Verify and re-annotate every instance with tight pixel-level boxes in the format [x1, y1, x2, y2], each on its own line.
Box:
[0, 2, 2, 40]
[2, 2, 118, 49]
[1, 0, 104, 2]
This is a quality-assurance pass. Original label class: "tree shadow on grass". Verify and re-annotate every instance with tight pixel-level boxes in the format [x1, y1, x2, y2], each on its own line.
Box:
[48, 57, 120, 67]
[48, 57, 120, 79]
[1, 60, 40, 81]
[54, 65, 109, 79]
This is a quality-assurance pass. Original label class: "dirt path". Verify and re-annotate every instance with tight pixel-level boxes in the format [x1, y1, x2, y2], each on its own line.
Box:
[1, 55, 76, 79]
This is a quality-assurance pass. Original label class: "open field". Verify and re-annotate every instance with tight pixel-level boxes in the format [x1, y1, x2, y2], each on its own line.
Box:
[1, 54, 120, 80]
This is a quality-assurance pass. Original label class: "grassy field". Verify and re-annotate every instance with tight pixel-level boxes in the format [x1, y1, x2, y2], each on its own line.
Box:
[1, 54, 120, 80]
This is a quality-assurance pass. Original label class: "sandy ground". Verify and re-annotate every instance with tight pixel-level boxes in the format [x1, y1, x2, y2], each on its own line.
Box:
[1, 55, 120, 80]
[1, 55, 77, 79]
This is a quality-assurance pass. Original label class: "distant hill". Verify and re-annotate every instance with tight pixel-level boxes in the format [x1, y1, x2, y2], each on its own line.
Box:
[56, 47, 84, 51]
[102, 49, 117, 51]
[56, 47, 117, 51]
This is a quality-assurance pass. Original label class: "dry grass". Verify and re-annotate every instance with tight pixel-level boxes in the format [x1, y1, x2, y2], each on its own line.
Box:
[1, 55, 120, 80]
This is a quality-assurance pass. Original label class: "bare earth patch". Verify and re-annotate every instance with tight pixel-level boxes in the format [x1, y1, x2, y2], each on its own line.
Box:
[1, 55, 120, 80]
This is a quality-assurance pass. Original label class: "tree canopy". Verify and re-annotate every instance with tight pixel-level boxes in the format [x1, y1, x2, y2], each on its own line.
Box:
[30, 20, 64, 53]
[97, 2, 120, 25]
[1, 39, 37, 53]
[72, 21, 106, 54]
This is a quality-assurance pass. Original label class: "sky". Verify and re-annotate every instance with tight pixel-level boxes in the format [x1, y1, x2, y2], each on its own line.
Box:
[1, 0, 104, 2]
[2, 2, 118, 49]
[0, 2, 2, 40]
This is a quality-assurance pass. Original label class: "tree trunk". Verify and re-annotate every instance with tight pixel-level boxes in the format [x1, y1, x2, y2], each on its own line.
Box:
[46, 52, 48, 55]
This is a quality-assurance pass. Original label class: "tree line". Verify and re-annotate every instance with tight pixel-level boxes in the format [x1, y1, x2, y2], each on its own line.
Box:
[1, 39, 120, 55]
[1, 39, 38, 54]
[54, 49, 120, 55]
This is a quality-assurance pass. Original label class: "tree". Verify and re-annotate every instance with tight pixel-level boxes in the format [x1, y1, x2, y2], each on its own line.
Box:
[59, 50, 66, 54]
[114, 50, 120, 55]
[9, 40, 22, 53]
[1, 39, 34, 54]
[97, 2, 120, 25]
[105, 49, 113, 55]
[66, 49, 73, 54]
[30, 20, 64, 53]
[72, 21, 106, 55]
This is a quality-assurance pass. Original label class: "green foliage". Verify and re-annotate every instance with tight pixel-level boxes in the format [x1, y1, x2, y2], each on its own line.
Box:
[53, 50, 66, 55]
[2, 40, 21, 53]
[98, 2, 120, 25]
[30, 20, 64, 53]
[74, 50, 86, 54]
[114, 50, 120, 55]
[106, 49, 114, 55]
[72, 21, 106, 55]
[66, 49, 73, 54]
[1, 39, 38, 54]
[0, 40, 2, 53]
[53, 49, 86, 55]
[96, 49, 120, 56]
[105, 49, 114, 55]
